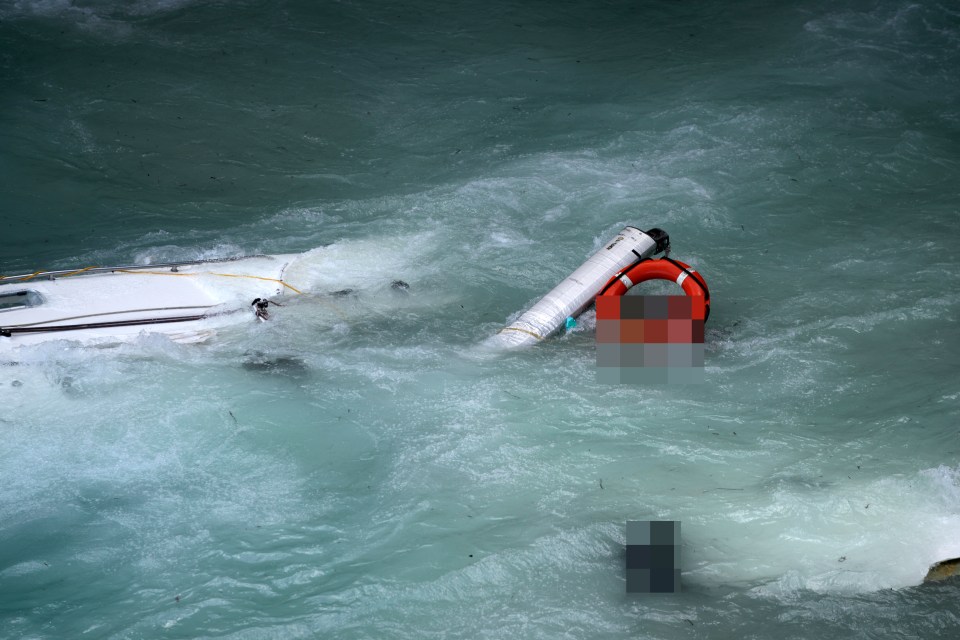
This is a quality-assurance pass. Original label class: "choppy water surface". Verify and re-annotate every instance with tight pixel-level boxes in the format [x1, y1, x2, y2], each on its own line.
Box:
[1, 1, 959, 638]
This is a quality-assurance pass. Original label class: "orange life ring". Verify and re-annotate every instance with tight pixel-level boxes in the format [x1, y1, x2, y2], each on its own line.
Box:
[597, 257, 710, 320]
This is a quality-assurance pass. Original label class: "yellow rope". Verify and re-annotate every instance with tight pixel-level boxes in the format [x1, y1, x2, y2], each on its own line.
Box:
[498, 326, 543, 340]
[2, 267, 100, 282]
[58, 266, 101, 278]
[10, 270, 44, 282]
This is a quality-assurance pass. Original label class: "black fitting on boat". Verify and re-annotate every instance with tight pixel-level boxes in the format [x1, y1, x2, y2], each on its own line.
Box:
[645, 228, 670, 255]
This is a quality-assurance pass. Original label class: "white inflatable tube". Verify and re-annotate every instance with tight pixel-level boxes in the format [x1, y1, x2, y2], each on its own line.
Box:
[487, 226, 669, 349]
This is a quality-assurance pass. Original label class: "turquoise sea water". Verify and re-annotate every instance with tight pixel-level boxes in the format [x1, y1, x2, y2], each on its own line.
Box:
[1, 0, 959, 638]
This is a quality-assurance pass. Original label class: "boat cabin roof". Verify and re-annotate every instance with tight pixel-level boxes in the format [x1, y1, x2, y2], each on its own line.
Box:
[0, 289, 43, 312]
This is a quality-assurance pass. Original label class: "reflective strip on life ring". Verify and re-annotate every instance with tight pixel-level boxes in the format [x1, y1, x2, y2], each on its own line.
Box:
[597, 258, 710, 320]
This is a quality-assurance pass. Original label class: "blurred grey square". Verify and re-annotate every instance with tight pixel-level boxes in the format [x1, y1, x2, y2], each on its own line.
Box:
[650, 520, 680, 545]
[620, 296, 645, 319]
[597, 367, 620, 384]
[668, 367, 704, 384]
[666, 344, 692, 367]
[626, 520, 681, 594]
[619, 343, 644, 367]
[596, 343, 621, 367]
[622, 367, 667, 384]
[691, 343, 704, 367]
[643, 344, 668, 367]
[626, 569, 650, 593]
[643, 295, 669, 319]
[626, 520, 651, 545]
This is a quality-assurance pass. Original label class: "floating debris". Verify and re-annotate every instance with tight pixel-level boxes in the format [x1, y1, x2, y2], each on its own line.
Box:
[924, 557, 960, 583]
[241, 352, 310, 377]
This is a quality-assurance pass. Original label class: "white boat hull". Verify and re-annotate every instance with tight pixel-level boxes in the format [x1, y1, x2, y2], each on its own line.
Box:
[1, 254, 301, 350]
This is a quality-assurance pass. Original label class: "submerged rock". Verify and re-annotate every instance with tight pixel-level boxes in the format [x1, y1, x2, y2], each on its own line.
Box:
[923, 557, 960, 583]
[241, 352, 310, 377]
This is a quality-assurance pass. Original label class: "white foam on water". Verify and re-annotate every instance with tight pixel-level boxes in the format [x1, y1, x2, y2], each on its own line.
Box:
[726, 464, 960, 595]
[280, 231, 439, 294]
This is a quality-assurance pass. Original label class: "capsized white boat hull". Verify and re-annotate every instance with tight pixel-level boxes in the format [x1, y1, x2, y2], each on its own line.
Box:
[0, 254, 302, 350]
